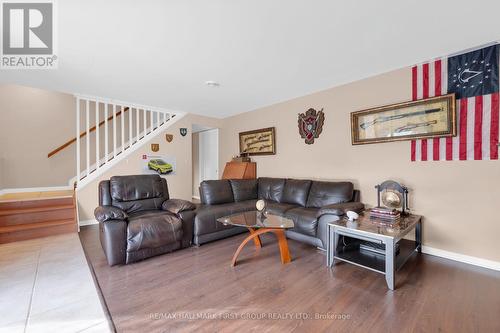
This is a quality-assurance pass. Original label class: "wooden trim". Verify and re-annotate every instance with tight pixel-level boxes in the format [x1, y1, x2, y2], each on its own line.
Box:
[47, 107, 130, 158]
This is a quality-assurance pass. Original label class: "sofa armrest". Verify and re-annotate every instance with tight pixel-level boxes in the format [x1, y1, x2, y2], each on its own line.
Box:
[178, 210, 195, 248]
[99, 219, 127, 266]
[94, 206, 128, 223]
[316, 202, 365, 218]
[162, 199, 196, 215]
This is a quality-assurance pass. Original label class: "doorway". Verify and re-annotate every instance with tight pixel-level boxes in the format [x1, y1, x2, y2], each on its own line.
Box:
[192, 125, 219, 199]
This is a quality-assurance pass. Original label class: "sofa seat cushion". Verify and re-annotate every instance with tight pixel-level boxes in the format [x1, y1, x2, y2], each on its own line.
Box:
[282, 179, 312, 206]
[258, 178, 285, 202]
[284, 207, 320, 237]
[194, 200, 256, 236]
[265, 202, 297, 216]
[126, 211, 183, 252]
[306, 181, 354, 208]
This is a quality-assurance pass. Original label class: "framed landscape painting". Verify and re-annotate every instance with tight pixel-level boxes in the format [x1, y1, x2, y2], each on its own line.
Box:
[239, 127, 276, 156]
[351, 94, 456, 145]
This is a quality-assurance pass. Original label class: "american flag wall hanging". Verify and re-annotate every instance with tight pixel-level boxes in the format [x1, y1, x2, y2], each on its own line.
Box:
[410, 44, 499, 161]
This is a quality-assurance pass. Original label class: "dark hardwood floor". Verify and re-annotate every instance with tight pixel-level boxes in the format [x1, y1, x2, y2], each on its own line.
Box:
[79, 225, 500, 333]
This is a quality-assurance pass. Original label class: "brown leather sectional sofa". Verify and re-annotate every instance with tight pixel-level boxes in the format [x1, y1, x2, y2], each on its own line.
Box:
[194, 178, 364, 249]
[95, 175, 363, 266]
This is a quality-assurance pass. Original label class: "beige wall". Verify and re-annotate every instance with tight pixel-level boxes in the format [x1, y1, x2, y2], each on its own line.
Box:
[77, 114, 221, 221]
[0, 85, 172, 190]
[0, 84, 76, 188]
[192, 132, 200, 198]
[219, 68, 500, 262]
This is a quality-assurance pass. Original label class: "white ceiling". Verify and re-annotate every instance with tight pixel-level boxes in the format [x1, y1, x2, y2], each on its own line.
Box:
[2, 0, 499, 118]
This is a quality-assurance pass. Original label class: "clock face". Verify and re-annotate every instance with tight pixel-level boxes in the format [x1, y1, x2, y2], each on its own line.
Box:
[382, 190, 402, 209]
[256, 199, 266, 211]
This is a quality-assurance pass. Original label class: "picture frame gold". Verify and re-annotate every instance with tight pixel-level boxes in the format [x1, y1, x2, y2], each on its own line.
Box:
[239, 127, 276, 156]
[351, 94, 456, 145]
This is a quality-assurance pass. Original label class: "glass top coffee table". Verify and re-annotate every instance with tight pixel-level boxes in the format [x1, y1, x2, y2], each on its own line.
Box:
[217, 211, 294, 267]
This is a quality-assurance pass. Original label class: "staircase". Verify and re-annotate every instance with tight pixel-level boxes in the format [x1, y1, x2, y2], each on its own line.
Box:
[0, 96, 183, 244]
[70, 95, 185, 189]
[0, 190, 77, 244]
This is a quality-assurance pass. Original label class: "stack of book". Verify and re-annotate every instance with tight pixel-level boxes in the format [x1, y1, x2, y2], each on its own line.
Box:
[370, 207, 400, 223]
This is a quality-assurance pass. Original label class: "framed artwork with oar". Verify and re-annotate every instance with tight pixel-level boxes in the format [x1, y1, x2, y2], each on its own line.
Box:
[351, 94, 456, 145]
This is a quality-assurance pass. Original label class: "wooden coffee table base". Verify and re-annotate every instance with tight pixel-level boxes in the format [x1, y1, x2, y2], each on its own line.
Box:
[231, 228, 291, 267]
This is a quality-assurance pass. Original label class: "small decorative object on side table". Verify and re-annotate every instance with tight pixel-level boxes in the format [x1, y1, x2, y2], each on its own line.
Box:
[375, 180, 409, 215]
[326, 211, 422, 290]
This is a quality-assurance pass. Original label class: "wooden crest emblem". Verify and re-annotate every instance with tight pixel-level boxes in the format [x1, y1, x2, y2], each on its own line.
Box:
[298, 108, 325, 144]
[151, 143, 160, 152]
[165, 134, 173, 143]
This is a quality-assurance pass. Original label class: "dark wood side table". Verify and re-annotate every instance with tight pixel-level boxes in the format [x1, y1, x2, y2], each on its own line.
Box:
[327, 212, 422, 290]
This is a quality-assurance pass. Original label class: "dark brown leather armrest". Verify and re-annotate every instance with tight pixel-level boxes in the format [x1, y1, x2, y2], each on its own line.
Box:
[94, 206, 128, 223]
[317, 202, 365, 218]
[162, 199, 196, 215]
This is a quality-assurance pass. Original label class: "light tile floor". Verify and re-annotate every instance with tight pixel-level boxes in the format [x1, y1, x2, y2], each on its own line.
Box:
[0, 234, 111, 333]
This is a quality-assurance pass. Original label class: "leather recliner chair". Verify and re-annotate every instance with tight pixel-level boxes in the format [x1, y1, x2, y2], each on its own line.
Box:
[94, 174, 196, 266]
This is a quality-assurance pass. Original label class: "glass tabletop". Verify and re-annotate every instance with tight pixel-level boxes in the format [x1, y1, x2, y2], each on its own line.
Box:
[330, 211, 421, 240]
[217, 211, 294, 229]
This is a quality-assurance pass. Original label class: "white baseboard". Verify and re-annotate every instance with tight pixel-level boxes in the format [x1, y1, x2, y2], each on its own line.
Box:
[79, 219, 98, 227]
[0, 186, 72, 195]
[422, 246, 500, 272]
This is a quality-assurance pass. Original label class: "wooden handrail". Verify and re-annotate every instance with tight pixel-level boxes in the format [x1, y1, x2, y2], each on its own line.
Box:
[47, 107, 129, 158]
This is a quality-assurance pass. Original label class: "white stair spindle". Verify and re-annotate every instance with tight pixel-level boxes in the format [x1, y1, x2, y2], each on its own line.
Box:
[86, 100, 90, 176]
[129, 106, 133, 147]
[95, 101, 100, 170]
[143, 109, 147, 137]
[104, 103, 108, 162]
[76, 98, 80, 181]
[120, 105, 125, 153]
[113, 104, 117, 158]
[136, 108, 140, 141]
[149, 111, 153, 133]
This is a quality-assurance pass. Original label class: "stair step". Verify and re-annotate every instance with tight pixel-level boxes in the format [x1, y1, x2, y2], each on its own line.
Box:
[0, 218, 75, 233]
[0, 206, 75, 227]
[0, 204, 74, 216]
[0, 197, 74, 211]
[0, 219, 76, 244]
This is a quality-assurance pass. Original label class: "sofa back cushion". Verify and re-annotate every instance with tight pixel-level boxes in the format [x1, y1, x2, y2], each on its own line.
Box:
[110, 175, 169, 213]
[281, 179, 312, 207]
[306, 181, 354, 208]
[229, 179, 258, 202]
[200, 180, 234, 205]
[258, 178, 286, 202]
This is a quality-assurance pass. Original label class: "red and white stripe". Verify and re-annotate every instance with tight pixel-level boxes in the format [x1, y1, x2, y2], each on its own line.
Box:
[410, 59, 499, 161]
